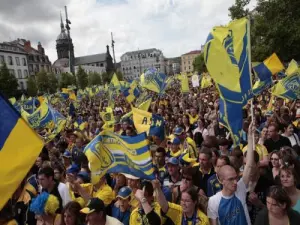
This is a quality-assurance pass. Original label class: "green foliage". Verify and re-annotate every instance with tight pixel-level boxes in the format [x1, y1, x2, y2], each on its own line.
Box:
[228, 0, 250, 20]
[229, 0, 300, 62]
[35, 70, 49, 93]
[88, 72, 102, 86]
[101, 72, 110, 84]
[193, 53, 207, 73]
[60, 72, 76, 89]
[27, 76, 38, 96]
[48, 73, 58, 94]
[0, 63, 19, 98]
[116, 71, 124, 81]
[76, 66, 88, 89]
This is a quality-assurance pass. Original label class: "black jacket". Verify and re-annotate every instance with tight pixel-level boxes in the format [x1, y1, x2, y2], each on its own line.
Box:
[254, 207, 300, 225]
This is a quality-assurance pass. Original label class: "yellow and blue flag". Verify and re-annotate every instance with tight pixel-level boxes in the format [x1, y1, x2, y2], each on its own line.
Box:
[132, 107, 165, 141]
[286, 59, 299, 76]
[253, 53, 284, 81]
[204, 17, 251, 146]
[0, 93, 44, 210]
[272, 72, 300, 100]
[180, 73, 189, 94]
[201, 74, 213, 89]
[122, 80, 140, 103]
[140, 68, 168, 94]
[253, 79, 273, 96]
[84, 131, 155, 184]
[23, 98, 39, 114]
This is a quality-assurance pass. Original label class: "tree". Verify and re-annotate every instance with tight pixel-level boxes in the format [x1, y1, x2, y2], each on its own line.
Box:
[101, 72, 110, 84]
[193, 53, 207, 74]
[27, 76, 38, 96]
[0, 63, 19, 98]
[116, 71, 124, 81]
[88, 72, 102, 86]
[228, 0, 250, 20]
[229, 0, 300, 62]
[76, 66, 88, 89]
[48, 73, 59, 94]
[36, 70, 50, 93]
[60, 72, 76, 89]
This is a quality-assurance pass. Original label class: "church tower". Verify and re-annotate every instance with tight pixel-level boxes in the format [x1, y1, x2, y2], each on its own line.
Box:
[56, 9, 75, 74]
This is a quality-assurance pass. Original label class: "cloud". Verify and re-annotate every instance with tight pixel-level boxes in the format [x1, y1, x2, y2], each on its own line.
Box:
[0, 0, 256, 64]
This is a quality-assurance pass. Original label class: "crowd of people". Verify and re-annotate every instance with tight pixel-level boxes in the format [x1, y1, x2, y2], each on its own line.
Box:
[1, 81, 300, 225]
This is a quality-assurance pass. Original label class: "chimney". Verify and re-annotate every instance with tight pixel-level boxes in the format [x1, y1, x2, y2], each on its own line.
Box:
[37, 42, 45, 55]
[24, 40, 31, 52]
[106, 45, 110, 54]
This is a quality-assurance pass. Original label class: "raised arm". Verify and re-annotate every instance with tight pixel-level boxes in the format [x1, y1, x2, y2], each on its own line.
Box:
[152, 179, 169, 213]
[242, 121, 255, 186]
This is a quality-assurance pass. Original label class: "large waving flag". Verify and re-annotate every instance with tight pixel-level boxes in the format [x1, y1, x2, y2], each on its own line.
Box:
[272, 72, 300, 100]
[0, 93, 44, 210]
[132, 107, 165, 141]
[140, 68, 168, 94]
[84, 131, 155, 184]
[253, 79, 273, 96]
[23, 98, 39, 114]
[204, 17, 252, 146]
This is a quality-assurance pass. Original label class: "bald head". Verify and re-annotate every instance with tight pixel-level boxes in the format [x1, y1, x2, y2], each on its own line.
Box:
[218, 165, 236, 181]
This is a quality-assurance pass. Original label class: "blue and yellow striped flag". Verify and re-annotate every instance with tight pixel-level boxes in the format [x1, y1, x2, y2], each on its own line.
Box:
[0, 93, 44, 210]
[140, 68, 168, 94]
[204, 17, 252, 146]
[123, 80, 140, 103]
[84, 131, 155, 184]
[132, 107, 165, 141]
[272, 72, 300, 100]
[253, 53, 284, 81]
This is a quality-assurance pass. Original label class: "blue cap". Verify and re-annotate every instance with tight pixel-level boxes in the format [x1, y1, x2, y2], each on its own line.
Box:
[265, 111, 273, 116]
[167, 157, 179, 165]
[117, 186, 132, 199]
[77, 171, 90, 183]
[174, 127, 184, 135]
[172, 137, 181, 145]
[63, 151, 72, 158]
[66, 164, 80, 174]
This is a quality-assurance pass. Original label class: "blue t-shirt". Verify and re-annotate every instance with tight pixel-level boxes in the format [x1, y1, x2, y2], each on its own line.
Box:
[111, 205, 130, 225]
[207, 179, 251, 225]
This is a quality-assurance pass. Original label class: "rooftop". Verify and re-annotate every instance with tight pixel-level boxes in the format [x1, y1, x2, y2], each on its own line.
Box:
[182, 50, 201, 56]
[74, 53, 107, 65]
[121, 48, 162, 57]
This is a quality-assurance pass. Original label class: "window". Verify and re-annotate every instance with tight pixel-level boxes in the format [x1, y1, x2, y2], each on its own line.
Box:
[8, 56, 13, 65]
[46, 65, 49, 72]
[29, 64, 33, 72]
[100, 63, 104, 67]
[9, 69, 15, 76]
[29, 55, 34, 61]
[0, 55, 4, 63]
[24, 70, 28, 78]
[184, 67, 186, 70]
[189, 66, 191, 70]
[35, 64, 39, 72]
[188, 61, 190, 64]
[22, 58, 27, 66]
[16, 57, 20, 66]
[20, 82, 24, 90]
[18, 69, 22, 79]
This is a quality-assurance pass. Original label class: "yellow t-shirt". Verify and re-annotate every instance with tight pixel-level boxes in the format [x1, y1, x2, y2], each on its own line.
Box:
[130, 192, 139, 210]
[5, 220, 18, 225]
[93, 183, 114, 206]
[242, 144, 268, 161]
[166, 202, 210, 225]
[129, 202, 163, 225]
[183, 137, 197, 159]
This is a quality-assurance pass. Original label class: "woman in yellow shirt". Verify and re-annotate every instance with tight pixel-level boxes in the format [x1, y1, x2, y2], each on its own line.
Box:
[153, 180, 210, 225]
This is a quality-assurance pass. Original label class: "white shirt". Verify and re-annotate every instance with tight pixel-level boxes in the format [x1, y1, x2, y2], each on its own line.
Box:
[282, 133, 300, 146]
[58, 182, 72, 207]
[106, 216, 124, 225]
[207, 179, 251, 225]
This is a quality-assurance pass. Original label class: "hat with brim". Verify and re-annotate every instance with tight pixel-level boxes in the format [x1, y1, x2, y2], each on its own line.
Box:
[80, 198, 105, 214]
[167, 157, 179, 165]
[117, 186, 132, 199]
[122, 173, 140, 180]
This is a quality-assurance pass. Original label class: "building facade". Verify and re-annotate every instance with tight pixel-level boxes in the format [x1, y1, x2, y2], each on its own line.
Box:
[120, 48, 165, 80]
[0, 42, 29, 90]
[9, 39, 52, 76]
[181, 50, 201, 73]
[165, 57, 181, 75]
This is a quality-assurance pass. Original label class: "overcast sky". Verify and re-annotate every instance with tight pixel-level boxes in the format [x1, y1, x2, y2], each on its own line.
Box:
[0, 0, 256, 64]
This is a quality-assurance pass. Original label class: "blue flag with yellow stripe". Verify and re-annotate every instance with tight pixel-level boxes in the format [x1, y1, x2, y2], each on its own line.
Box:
[272, 72, 300, 100]
[84, 131, 155, 184]
[0, 93, 44, 210]
[140, 68, 168, 94]
[123, 80, 140, 103]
